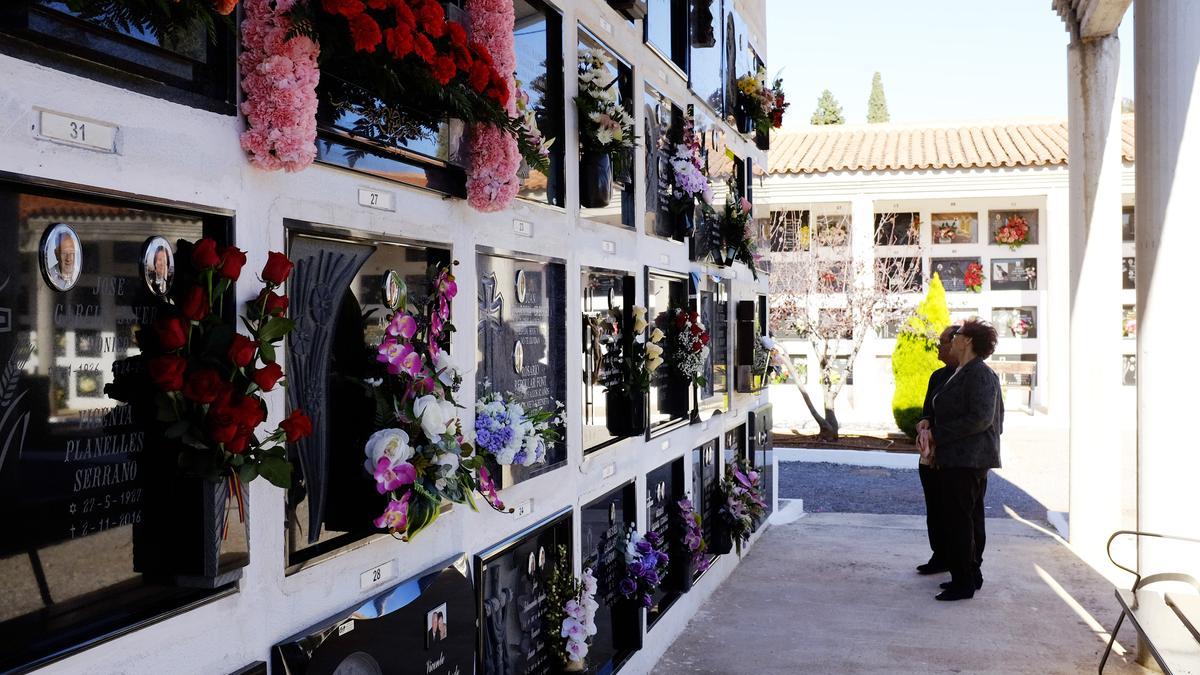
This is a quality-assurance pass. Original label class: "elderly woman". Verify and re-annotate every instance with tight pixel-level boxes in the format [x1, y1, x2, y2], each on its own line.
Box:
[929, 319, 1004, 601]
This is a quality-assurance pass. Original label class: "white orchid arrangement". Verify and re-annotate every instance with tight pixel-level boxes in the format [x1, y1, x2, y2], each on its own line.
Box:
[546, 546, 599, 669]
[576, 47, 636, 165]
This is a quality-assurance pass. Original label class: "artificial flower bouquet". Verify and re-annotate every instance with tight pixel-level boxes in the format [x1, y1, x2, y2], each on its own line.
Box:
[734, 67, 788, 135]
[677, 498, 710, 575]
[514, 78, 554, 176]
[994, 214, 1030, 249]
[619, 527, 669, 608]
[141, 239, 309, 494]
[363, 262, 503, 541]
[604, 305, 664, 396]
[719, 459, 766, 555]
[546, 546, 599, 672]
[576, 47, 636, 175]
[963, 262, 985, 293]
[719, 189, 760, 279]
[660, 307, 710, 388]
[474, 391, 563, 467]
[665, 117, 712, 231]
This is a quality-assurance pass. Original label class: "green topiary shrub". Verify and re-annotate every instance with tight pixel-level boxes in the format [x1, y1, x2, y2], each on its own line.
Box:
[891, 273, 950, 438]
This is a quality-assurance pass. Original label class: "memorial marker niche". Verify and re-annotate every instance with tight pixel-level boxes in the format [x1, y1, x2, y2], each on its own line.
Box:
[582, 268, 635, 452]
[580, 482, 641, 672]
[645, 268, 689, 437]
[694, 273, 729, 419]
[0, 182, 234, 672]
[691, 437, 726, 563]
[477, 252, 567, 486]
[646, 457, 687, 627]
[748, 405, 774, 528]
[272, 556, 476, 675]
[476, 509, 573, 675]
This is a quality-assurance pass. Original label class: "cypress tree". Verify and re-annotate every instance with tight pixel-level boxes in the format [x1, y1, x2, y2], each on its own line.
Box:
[810, 89, 845, 125]
[891, 273, 950, 438]
[867, 72, 890, 123]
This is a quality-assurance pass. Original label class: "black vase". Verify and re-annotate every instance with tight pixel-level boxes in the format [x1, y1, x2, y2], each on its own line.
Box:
[660, 372, 691, 419]
[755, 127, 770, 150]
[675, 553, 697, 592]
[673, 208, 695, 239]
[709, 506, 734, 555]
[580, 152, 613, 209]
[605, 388, 647, 437]
[608, 0, 647, 21]
[734, 95, 754, 134]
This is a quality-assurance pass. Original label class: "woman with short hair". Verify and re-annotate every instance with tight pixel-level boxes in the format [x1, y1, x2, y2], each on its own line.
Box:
[929, 319, 1004, 601]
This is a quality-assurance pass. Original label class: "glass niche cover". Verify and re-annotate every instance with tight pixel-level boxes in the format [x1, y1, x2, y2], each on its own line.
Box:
[693, 273, 729, 419]
[476, 251, 567, 487]
[580, 482, 642, 672]
[284, 227, 452, 567]
[0, 182, 232, 671]
[581, 267, 635, 453]
[476, 509, 572, 675]
[645, 268, 690, 436]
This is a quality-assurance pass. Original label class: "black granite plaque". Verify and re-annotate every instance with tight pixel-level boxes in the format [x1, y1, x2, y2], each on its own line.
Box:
[724, 424, 745, 468]
[691, 438, 721, 570]
[273, 556, 476, 675]
[582, 268, 633, 453]
[580, 482, 641, 672]
[477, 252, 567, 486]
[645, 269, 689, 437]
[0, 182, 231, 671]
[476, 509, 573, 675]
[748, 405, 774, 526]
[646, 457, 686, 627]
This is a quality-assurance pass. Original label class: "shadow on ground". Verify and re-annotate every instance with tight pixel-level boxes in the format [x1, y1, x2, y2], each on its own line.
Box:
[655, 514, 1149, 675]
[779, 461, 1051, 521]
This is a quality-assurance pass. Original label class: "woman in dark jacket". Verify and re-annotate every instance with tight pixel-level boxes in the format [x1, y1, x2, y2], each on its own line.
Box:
[929, 319, 1003, 601]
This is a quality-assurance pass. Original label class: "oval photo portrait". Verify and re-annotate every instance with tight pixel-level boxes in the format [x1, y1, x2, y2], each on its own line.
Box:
[40, 223, 82, 292]
[142, 236, 175, 297]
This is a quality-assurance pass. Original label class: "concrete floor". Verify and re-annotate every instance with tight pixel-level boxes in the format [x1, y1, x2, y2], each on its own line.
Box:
[655, 513, 1151, 675]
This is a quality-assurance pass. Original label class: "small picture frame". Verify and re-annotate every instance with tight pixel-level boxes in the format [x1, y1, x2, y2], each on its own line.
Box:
[425, 603, 448, 649]
[141, 236, 175, 297]
[382, 270, 406, 311]
[40, 223, 82, 292]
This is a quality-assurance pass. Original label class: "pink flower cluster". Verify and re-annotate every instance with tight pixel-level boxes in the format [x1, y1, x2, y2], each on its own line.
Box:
[240, 0, 320, 172]
[465, 0, 521, 212]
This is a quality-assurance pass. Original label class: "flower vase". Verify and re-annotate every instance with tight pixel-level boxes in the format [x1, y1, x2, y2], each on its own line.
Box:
[605, 388, 647, 437]
[580, 151, 613, 209]
[709, 509, 734, 555]
[734, 95, 754, 134]
[661, 372, 691, 420]
[676, 554, 697, 591]
[561, 658, 587, 673]
[755, 127, 770, 150]
[673, 208, 695, 239]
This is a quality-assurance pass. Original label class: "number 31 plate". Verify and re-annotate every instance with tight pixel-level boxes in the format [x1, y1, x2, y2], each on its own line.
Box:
[38, 110, 117, 153]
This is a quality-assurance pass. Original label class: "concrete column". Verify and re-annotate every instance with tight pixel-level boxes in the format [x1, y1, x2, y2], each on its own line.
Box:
[1134, 1, 1200, 577]
[1066, 33, 1125, 569]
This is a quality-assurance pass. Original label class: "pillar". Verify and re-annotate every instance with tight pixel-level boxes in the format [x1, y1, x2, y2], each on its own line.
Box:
[1066, 32, 1125, 569]
[1134, 1, 1200, 577]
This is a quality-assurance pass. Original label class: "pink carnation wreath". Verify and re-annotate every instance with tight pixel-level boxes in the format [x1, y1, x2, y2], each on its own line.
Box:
[465, 0, 521, 212]
[239, 0, 320, 172]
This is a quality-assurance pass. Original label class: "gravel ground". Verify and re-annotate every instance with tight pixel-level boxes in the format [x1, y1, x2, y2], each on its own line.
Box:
[779, 461, 1050, 521]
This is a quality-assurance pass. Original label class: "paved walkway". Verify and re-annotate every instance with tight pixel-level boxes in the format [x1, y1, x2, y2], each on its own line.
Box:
[656, 513, 1150, 675]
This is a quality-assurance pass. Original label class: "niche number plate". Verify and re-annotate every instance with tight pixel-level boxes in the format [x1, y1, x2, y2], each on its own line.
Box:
[38, 110, 117, 153]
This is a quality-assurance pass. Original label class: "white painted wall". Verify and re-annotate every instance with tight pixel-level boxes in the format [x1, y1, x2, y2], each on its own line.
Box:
[0, 0, 772, 670]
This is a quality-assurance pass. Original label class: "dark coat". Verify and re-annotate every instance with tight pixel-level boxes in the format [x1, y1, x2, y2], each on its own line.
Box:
[920, 365, 955, 425]
[930, 358, 1004, 469]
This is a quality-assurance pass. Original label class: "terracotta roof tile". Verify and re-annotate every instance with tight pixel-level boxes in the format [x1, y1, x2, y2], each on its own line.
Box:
[765, 116, 1136, 174]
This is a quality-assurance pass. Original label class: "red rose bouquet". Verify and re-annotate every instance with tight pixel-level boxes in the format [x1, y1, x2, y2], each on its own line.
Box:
[994, 214, 1030, 250]
[963, 262, 985, 293]
[143, 239, 308, 502]
[659, 307, 710, 388]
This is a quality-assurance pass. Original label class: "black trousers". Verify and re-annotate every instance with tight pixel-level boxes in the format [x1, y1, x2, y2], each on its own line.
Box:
[938, 467, 989, 590]
[918, 464, 947, 564]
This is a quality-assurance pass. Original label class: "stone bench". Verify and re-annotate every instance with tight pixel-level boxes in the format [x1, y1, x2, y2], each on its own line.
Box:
[1099, 531, 1200, 674]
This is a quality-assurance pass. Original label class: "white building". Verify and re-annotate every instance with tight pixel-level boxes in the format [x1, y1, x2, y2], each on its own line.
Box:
[755, 116, 1137, 430]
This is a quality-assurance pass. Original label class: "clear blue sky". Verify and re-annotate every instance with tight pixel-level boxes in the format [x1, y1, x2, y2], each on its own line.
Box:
[766, 0, 1135, 127]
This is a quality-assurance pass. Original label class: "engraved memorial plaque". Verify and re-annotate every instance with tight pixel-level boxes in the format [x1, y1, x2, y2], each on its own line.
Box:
[476, 252, 567, 486]
[646, 457, 686, 627]
[580, 483, 641, 671]
[476, 510, 572, 675]
[691, 438, 722, 572]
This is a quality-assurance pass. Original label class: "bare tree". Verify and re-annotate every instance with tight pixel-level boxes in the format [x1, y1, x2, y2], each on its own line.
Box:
[767, 210, 924, 440]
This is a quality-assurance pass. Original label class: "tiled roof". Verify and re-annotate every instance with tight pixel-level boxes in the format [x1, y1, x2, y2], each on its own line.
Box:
[766, 116, 1136, 175]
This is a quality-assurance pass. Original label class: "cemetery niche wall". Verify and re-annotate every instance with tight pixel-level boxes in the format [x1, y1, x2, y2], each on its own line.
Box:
[272, 555, 476, 675]
[0, 180, 235, 671]
[477, 250, 567, 487]
[580, 482, 641, 673]
[476, 509, 573, 675]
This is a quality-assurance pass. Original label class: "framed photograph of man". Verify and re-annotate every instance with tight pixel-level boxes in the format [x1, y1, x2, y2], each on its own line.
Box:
[931, 212, 977, 244]
[141, 236, 175, 297]
[39, 223, 82, 292]
[990, 258, 1038, 291]
[930, 257, 980, 293]
[425, 603, 448, 649]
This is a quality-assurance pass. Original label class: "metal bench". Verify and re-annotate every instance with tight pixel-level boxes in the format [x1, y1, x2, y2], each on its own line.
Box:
[1099, 531, 1200, 674]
